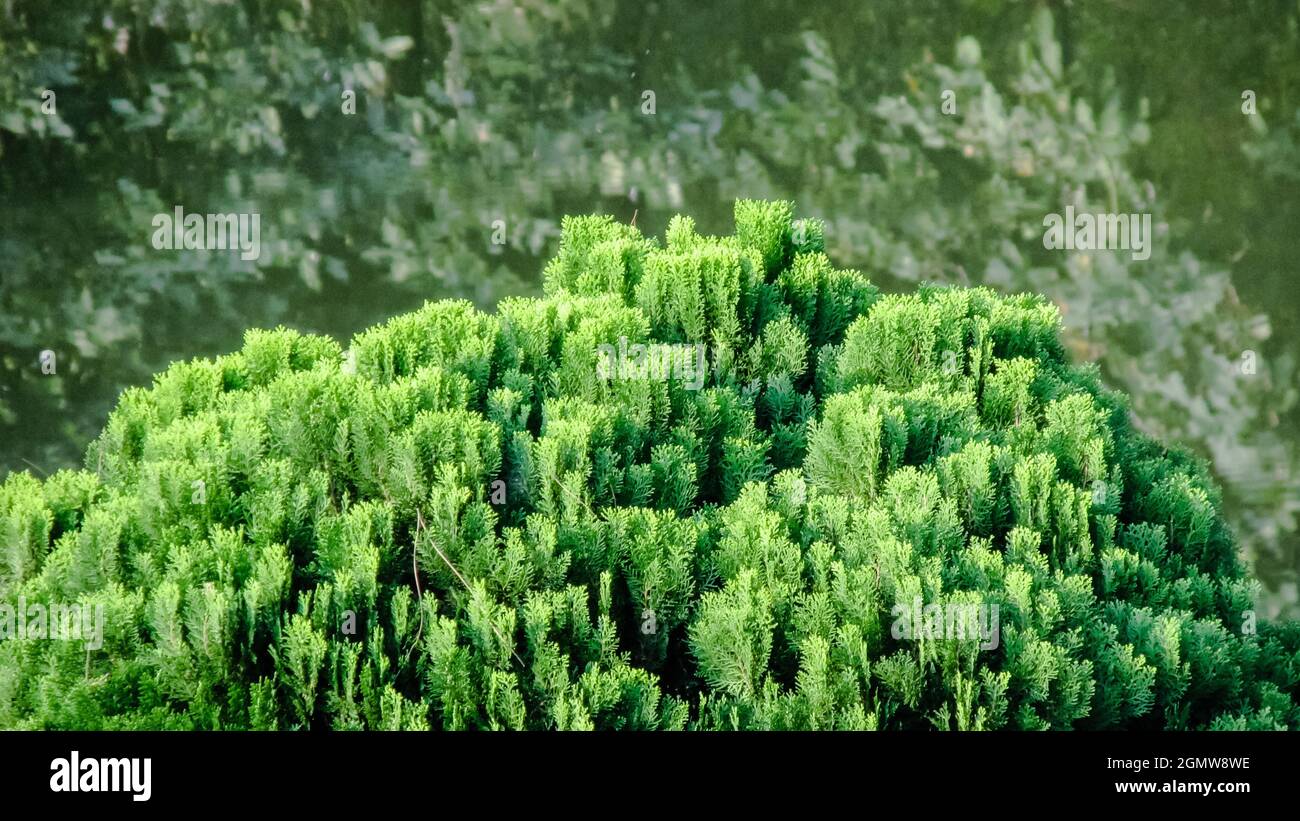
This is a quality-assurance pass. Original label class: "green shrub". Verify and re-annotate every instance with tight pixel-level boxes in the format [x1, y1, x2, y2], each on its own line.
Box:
[1, 200, 1296, 730]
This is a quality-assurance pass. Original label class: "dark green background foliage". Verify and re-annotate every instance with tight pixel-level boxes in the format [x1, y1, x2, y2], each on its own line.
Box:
[2, 0, 1297, 618]
[2, 201, 1297, 730]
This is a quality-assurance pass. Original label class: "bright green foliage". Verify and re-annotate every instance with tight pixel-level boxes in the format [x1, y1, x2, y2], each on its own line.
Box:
[1, 201, 1296, 730]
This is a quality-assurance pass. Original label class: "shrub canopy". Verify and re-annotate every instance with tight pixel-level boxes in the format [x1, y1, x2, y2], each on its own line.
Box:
[2, 201, 1297, 730]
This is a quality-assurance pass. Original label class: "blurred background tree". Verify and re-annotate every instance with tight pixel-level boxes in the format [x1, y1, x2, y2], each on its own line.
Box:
[1, 0, 1296, 615]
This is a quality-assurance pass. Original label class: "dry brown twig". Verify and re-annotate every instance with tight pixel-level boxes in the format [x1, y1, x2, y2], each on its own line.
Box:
[414, 506, 524, 669]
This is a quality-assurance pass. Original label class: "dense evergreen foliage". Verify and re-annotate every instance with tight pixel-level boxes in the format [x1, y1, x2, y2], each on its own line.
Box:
[5, 2, 1297, 610]
[2, 201, 1297, 730]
